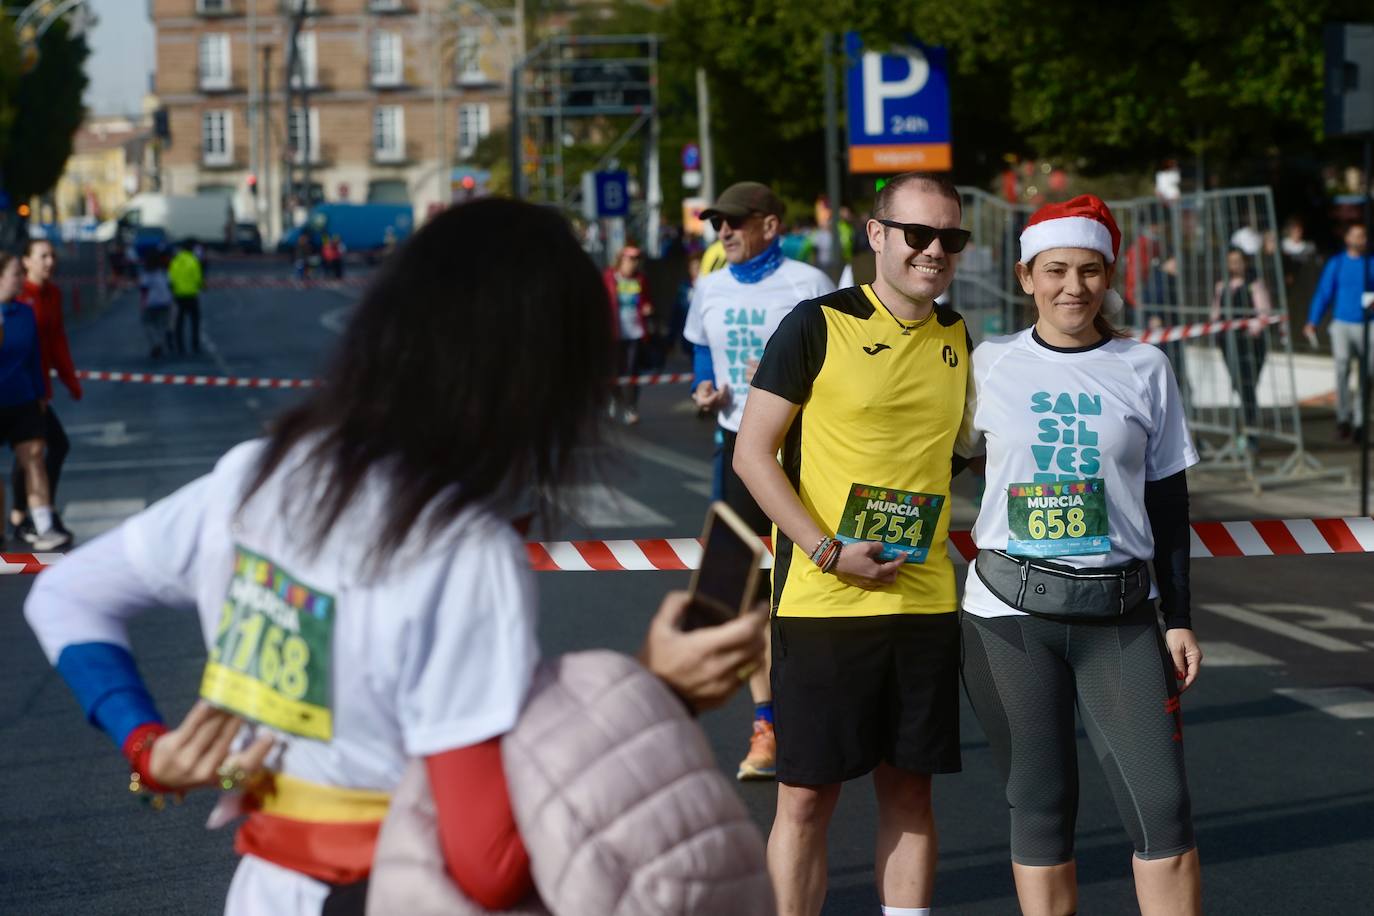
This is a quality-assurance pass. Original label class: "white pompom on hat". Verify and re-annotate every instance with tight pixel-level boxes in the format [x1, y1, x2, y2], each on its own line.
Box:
[1020, 194, 1125, 319]
[1019, 194, 1122, 266]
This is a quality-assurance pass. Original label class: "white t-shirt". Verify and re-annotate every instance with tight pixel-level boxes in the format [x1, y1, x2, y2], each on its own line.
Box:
[683, 258, 835, 432]
[956, 329, 1199, 619]
[28, 439, 539, 792]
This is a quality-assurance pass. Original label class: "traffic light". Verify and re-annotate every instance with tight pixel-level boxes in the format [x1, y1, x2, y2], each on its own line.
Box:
[17, 203, 30, 218]
[460, 175, 476, 191]
[247, 173, 258, 196]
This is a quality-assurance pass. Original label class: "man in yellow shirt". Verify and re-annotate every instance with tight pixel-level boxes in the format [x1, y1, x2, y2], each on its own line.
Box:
[167, 242, 204, 355]
[734, 172, 972, 916]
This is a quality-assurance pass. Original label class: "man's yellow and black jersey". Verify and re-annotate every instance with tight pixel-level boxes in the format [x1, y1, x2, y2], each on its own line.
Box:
[751, 284, 971, 618]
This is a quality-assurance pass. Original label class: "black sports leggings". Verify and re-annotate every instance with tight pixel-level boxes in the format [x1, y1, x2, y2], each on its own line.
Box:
[13, 405, 69, 511]
[960, 604, 1195, 866]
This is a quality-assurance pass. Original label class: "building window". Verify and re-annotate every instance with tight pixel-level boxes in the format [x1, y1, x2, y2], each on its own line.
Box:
[373, 106, 405, 162]
[287, 108, 321, 164]
[456, 28, 485, 85]
[199, 34, 231, 90]
[280, 0, 318, 13]
[457, 103, 490, 158]
[202, 110, 233, 165]
[369, 0, 403, 10]
[197, 0, 231, 14]
[289, 31, 317, 88]
[371, 31, 403, 87]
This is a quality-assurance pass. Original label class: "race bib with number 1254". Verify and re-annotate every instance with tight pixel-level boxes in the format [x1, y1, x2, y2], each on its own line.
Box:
[835, 483, 944, 564]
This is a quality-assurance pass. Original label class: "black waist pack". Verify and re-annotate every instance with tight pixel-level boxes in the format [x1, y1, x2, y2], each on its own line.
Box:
[974, 549, 1151, 621]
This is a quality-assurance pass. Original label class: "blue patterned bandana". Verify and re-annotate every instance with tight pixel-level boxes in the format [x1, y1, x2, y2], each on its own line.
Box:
[728, 237, 784, 284]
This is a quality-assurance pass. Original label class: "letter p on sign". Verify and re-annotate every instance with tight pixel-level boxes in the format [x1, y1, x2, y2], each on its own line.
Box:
[863, 48, 929, 135]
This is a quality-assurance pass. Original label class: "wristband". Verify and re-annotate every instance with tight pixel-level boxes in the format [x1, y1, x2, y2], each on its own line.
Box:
[123, 722, 180, 808]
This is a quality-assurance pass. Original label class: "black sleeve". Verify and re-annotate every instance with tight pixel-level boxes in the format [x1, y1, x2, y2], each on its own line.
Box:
[1145, 470, 1191, 631]
[751, 300, 828, 405]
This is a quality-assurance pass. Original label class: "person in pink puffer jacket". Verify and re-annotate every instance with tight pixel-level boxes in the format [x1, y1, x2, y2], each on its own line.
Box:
[370, 651, 776, 916]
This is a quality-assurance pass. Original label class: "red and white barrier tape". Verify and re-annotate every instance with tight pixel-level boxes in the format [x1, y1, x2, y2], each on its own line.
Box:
[5, 517, 1370, 575]
[1132, 314, 1283, 345]
[525, 515, 1374, 571]
[71, 370, 320, 389]
[67, 369, 688, 389]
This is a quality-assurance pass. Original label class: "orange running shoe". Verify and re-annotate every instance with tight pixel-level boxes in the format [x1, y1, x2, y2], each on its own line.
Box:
[737, 719, 776, 781]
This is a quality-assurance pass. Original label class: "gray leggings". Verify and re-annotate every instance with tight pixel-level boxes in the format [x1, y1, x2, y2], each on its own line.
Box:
[1330, 320, 1371, 426]
[960, 604, 1195, 866]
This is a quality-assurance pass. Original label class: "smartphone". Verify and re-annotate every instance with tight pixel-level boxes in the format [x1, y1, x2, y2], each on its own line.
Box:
[680, 501, 765, 631]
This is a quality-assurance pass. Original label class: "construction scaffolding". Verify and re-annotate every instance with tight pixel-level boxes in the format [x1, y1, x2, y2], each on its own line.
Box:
[510, 34, 661, 259]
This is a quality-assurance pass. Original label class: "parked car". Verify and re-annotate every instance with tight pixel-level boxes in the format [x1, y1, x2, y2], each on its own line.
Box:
[234, 222, 264, 254]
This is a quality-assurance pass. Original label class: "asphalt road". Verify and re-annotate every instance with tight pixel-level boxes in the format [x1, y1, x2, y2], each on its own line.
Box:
[1, 263, 1371, 914]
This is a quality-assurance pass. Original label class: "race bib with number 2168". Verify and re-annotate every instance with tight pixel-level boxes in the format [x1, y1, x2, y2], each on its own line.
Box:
[199, 546, 335, 741]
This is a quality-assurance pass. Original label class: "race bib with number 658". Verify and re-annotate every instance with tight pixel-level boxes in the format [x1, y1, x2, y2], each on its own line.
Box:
[1006, 478, 1111, 558]
[200, 547, 335, 741]
[835, 483, 944, 564]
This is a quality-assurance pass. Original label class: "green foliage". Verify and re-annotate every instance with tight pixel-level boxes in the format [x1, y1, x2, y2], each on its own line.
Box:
[0, 18, 19, 166]
[0, 17, 90, 202]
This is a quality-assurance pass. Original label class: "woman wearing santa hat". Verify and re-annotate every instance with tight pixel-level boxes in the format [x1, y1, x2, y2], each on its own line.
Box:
[955, 195, 1203, 915]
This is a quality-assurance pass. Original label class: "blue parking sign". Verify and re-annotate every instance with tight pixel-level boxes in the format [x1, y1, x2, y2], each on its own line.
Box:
[595, 171, 630, 218]
[845, 33, 952, 173]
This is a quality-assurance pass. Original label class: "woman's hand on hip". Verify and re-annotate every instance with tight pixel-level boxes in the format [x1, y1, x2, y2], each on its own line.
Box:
[146, 700, 276, 791]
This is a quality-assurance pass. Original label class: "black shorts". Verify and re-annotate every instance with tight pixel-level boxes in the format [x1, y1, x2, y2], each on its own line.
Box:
[771, 613, 962, 785]
[0, 401, 45, 449]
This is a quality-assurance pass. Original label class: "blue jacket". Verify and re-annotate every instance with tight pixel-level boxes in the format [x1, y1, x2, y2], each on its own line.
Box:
[1307, 253, 1374, 326]
[0, 301, 47, 408]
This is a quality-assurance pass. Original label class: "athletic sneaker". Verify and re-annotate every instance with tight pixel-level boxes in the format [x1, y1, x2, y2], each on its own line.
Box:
[736, 719, 776, 781]
[25, 527, 73, 551]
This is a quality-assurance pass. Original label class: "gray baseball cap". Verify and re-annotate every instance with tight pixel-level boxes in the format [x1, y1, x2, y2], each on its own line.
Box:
[699, 181, 785, 221]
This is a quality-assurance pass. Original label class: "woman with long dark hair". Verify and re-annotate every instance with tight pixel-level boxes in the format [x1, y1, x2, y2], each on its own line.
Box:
[1211, 246, 1273, 449]
[25, 199, 766, 914]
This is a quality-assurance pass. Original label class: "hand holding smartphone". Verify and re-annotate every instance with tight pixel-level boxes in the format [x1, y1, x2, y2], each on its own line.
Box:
[680, 501, 765, 631]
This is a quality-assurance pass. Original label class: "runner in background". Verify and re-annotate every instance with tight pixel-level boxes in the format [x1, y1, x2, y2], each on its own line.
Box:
[0, 251, 71, 550]
[685, 180, 835, 781]
[604, 244, 654, 426]
[138, 249, 175, 358]
[1211, 247, 1273, 450]
[14, 239, 80, 547]
[1304, 222, 1374, 441]
[23, 199, 767, 915]
[169, 241, 204, 356]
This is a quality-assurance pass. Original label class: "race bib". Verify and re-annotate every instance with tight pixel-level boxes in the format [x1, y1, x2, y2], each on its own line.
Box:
[835, 483, 944, 564]
[200, 546, 335, 741]
[1006, 478, 1111, 557]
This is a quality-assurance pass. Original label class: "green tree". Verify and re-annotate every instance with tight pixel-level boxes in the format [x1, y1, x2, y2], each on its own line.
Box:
[2, 17, 90, 204]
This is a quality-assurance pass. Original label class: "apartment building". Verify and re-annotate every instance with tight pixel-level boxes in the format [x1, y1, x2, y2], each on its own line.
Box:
[152, 0, 515, 239]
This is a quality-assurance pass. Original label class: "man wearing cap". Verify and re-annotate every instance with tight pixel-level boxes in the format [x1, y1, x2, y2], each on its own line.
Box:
[684, 180, 834, 781]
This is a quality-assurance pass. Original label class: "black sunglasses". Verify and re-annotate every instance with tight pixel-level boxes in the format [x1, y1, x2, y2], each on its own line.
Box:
[709, 212, 758, 232]
[877, 219, 972, 254]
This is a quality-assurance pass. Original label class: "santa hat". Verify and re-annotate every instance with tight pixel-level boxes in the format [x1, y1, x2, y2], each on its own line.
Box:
[1019, 194, 1125, 318]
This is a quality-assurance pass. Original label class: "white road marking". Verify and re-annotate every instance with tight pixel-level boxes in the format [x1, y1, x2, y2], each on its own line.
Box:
[1200, 603, 1366, 653]
[61, 497, 147, 540]
[64, 455, 222, 472]
[1275, 687, 1374, 720]
[1199, 641, 1281, 667]
[614, 432, 713, 480]
[680, 480, 714, 498]
[320, 306, 351, 335]
[565, 484, 672, 528]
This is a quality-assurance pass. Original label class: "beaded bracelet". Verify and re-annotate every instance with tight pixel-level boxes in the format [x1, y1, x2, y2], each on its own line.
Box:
[125, 728, 182, 810]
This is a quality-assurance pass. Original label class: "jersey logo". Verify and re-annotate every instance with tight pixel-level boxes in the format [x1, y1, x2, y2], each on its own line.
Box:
[863, 343, 892, 356]
[941, 344, 959, 367]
